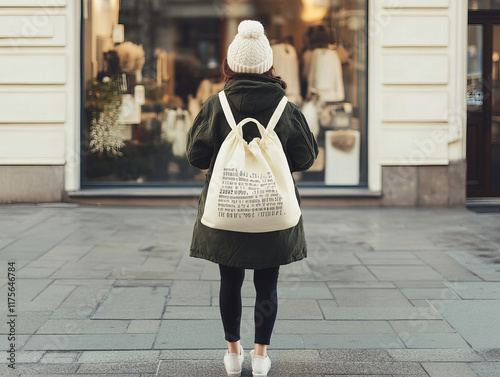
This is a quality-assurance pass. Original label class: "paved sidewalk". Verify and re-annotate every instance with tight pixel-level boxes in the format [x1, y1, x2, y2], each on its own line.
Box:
[0, 204, 499, 376]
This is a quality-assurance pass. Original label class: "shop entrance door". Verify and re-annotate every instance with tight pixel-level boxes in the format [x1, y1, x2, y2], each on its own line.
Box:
[467, 11, 500, 198]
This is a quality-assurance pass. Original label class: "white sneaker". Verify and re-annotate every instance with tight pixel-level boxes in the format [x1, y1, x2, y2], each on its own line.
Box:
[250, 349, 271, 377]
[223, 344, 244, 376]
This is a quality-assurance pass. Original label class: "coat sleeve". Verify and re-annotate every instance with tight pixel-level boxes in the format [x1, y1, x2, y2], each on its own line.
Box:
[286, 106, 319, 172]
[186, 104, 214, 170]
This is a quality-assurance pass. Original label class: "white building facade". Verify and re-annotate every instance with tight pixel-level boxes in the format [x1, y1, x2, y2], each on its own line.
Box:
[0, 0, 491, 205]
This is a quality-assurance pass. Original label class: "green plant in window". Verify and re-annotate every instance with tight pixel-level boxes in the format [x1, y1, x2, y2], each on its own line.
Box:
[85, 76, 125, 157]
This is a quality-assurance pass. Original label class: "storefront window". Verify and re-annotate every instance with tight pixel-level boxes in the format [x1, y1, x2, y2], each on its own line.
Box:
[82, 0, 368, 187]
[469, 0, 500, 9]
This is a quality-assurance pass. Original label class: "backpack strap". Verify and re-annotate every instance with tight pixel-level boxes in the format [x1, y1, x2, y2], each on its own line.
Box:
[218, 91, 237, 130]
[266, 96, 288, 132]
[219, 91, 288, 132]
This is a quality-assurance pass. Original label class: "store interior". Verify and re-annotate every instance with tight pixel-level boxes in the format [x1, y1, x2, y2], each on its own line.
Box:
[82, 0, 367, 186]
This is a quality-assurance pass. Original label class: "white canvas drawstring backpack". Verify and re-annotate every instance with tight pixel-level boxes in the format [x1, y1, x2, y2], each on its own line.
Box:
[201, 90, 301, 233]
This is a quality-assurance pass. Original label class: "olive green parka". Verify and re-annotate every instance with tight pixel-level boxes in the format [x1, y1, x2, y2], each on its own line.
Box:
[186, 74, 319, 269]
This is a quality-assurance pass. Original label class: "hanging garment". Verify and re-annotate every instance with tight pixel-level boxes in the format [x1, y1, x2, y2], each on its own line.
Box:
[308, 48, 345, 102]
[271, 43, 301, 105]
[162, 108, 191, 157]
[201, 91, 301, 233]
[301, 100, 319, 137]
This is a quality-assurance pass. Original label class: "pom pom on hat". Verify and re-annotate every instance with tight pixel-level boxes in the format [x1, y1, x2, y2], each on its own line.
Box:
[238, 20, 264, 39]
[227, 20, 273, 74]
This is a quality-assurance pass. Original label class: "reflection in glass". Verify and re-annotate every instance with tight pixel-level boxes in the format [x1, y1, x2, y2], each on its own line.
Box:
[467, 25, 483, 107]
[83, 0, 368, 186]
[491, 25, 500, 192]
[468, 0, 500, 9]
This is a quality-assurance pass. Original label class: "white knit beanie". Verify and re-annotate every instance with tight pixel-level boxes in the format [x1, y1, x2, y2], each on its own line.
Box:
[227, 20, 273, 74]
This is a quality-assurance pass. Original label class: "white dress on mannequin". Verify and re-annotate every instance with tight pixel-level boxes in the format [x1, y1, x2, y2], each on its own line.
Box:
[307, 48, 345, 102]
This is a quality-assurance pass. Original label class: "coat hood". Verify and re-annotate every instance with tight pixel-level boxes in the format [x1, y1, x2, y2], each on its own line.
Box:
[223, 74, 286, 113]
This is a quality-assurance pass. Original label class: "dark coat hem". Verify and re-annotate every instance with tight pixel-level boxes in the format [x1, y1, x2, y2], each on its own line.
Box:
[189, 248, 307, 269]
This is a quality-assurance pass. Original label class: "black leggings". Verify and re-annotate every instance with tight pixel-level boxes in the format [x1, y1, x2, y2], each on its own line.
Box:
[219, 264, 279, 345]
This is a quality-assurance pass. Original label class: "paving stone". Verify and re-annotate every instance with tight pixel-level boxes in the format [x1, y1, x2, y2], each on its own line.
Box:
[319, 301, 442, 320]
[400, 333, 471, 349]
[0, 311, 51, 335]
[211, 296, 255, 307]
[76, 361, 158, 374]
[17, 266, 63, 279]
[22, 334, 155, 350]
[275, 281, 333, 299]
[264, 349, 322, 361]
[56, 285, 112, 311]
[78, 350, 160, 363]
[154, 320, 224, 349]
[326, 281, 396, 289]
[264, 334, 305, 349]
[126, 320, 161, 334]
[356, 251, 424, 266]
[387, 348, 484, 362]
[318, 349, 393, 362]
[356, 251, 419, 259]
[309, 265, 379, 281]
[409, 300, 434, 307]
[415, 251, 483, 281]
[400, 288, 461, 300]
[53, 278, 115, 286]
[93, 287, 169, 319]
[445, 251, 498, 276]
[22, 284, 77, 312]
[477, 348, 500, 361]
[36, 244, 94, 262]
[477, 273, 500, 281]
[367, 265, 444, 281]
[393, 280, 448, 288]
[445, 282, 500, 299]
[50, 307, 94, 320]
[0, 350, 44, 364]
[156, 359, 227, 377]
[428, 300, 500, 349]
[469, 361, 500, 377]
[0, 278, 52, 304]
[302, 333, 406, 349]
[159, 349, 229, 360]
[0, 334, 30, 351]
[163, 305, 221, 319]
[37, 319, 129, 335]
[166, 280, 211, 306]
[331, 289, 412, 307]
[422, 362, 480, 377]
[273, 320, 394, 334]
[276, 299, 324, 320]
[113, 279, 173, 287]
[3, 363, 78, 375]
[389, 320, 456, 334]
[50, 268, 112, 279]
[39, 351, 79, 363]
[306, 251, 363, 265]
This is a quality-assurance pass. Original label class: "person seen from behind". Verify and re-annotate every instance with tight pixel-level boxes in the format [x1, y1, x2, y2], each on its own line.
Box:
[186, 19, 319, 377]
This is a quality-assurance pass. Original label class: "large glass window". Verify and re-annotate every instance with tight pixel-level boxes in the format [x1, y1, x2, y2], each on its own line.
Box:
[82, 0, 368, 187]
[469, 0, 500, 9]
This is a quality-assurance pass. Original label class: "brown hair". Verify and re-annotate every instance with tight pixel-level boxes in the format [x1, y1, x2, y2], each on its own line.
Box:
[220, 57, 287, 90]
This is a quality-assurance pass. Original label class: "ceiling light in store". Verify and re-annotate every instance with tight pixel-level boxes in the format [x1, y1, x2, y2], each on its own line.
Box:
[301, 0, 328, 23]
